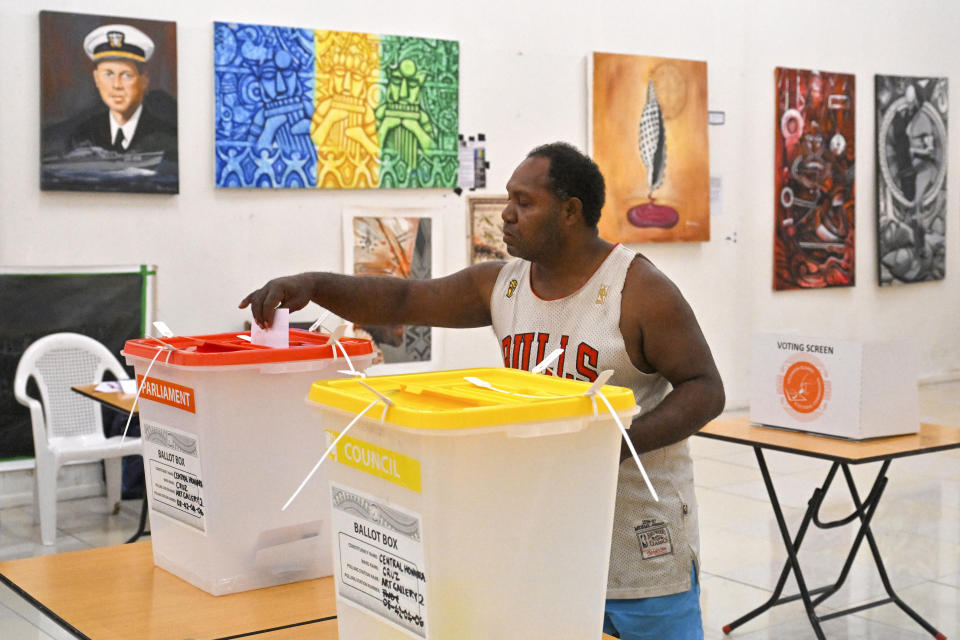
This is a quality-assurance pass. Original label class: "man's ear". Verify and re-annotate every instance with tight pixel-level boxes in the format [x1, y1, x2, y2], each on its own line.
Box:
[564, 196, 585, 226]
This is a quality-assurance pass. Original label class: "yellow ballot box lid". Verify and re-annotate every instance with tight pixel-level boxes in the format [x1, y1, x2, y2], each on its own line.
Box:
[307, 367, 637, 430]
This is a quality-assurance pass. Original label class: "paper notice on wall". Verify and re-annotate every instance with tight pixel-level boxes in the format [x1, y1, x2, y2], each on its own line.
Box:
[142, 422, 206, 531]
[458, 136, 475, 190]
[458, 134, 487, 191]
[331, 483, 427, 638]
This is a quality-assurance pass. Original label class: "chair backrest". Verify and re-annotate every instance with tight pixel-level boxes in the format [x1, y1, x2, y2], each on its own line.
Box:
[13, 332, 129, 442]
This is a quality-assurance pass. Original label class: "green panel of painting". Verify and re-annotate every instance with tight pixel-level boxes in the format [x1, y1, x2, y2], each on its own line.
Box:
[376, 36, 459, 188]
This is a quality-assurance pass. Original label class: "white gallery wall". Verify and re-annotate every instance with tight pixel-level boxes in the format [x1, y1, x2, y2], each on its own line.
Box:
[1, 0, 958, 408]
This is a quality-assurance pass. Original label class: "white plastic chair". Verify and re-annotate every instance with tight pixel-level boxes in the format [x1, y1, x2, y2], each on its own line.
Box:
[13, 332, 142, 545]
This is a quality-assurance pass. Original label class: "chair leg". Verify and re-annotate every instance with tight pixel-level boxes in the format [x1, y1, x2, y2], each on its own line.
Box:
[104, 458, 122, 515]
[36, 461, 60, 546]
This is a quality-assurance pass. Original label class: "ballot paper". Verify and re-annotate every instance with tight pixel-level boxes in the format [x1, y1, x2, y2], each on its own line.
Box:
[95, 379, 138, 394]
[251, 308, 290, 349]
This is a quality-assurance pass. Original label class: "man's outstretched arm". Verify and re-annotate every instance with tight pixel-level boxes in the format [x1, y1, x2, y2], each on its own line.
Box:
[239, 261, 505, 330]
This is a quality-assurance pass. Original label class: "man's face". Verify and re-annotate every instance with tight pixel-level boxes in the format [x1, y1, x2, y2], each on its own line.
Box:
[502, 156, 566, 260]
[92, 60, 149, 119]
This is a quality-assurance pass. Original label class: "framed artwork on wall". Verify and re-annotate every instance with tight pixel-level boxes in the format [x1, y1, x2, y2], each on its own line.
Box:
[774, 66, 855, 290]
[589, 52, 710, 243]
[214, 22, 459, 189]
[467, 196, 509, 264]
[342, 208, 440, 373]
[39, 11, 179, 194]
[875, 75, 948, 285]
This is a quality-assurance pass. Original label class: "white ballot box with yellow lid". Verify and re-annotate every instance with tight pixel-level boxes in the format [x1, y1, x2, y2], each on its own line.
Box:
[123, 329, 374, 595]
[306, 367, 638, 639]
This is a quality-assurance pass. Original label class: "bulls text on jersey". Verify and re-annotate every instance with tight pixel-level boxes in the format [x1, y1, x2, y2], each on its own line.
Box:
[500, 333, 600, 381]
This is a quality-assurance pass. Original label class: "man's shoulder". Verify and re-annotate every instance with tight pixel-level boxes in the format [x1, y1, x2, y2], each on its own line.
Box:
[622, 252, 683, 305]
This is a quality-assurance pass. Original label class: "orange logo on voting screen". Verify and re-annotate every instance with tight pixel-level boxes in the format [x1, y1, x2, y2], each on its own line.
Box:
[777, 357, 830, 421]
[782, 361, 824, 413]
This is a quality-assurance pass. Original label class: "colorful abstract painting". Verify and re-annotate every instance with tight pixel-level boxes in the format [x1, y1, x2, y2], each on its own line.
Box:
[876, 75, 948, 285]
[774, 67, 855, 290]
[590, 53, 709, 243]
[40, 11, 178, 194]
[214, 22, 458, 189]
[343, 211, 434, 367]
[468, 196, 509, 264]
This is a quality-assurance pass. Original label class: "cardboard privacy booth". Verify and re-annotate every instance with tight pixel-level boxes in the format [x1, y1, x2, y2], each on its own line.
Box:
[750, 334, 919, 440]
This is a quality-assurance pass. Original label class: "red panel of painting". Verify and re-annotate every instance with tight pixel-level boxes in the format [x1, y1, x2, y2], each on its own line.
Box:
[774, 67, 855, 290]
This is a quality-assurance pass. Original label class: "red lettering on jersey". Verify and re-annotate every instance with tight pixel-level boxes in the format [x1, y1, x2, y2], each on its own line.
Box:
[576, 343, 600, 382]
[557, 335, 569, 378]
[534, 333, 550, 371]
[501, 336, 512, 367]
[516, 332, 536, 370]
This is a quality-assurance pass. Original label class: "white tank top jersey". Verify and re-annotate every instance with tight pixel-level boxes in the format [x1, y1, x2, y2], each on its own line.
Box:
[490, 243, 700, 599]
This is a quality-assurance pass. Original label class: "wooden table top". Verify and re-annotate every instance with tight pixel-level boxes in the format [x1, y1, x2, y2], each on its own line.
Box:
[71, 383, 138, 414]
[0, 541, 619, 639]
[0, 542, 336, 640]
[699, 416, 960, 463]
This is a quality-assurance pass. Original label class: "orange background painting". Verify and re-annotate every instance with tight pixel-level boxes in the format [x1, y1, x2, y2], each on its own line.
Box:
[592, 52, 709, 243]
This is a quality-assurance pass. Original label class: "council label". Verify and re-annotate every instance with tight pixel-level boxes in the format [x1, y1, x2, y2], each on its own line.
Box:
[142, 422, 206, 531]
[331, 483, 427, 638]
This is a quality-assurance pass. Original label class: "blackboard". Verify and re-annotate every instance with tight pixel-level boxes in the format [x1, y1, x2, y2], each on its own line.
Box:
[0, 266, 155, 460]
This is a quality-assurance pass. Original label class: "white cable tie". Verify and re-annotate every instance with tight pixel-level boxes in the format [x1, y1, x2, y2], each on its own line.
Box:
[596, 390, 658, 502]
[335, 340, 355, 374]
[152, 321, 174, 338]
[584, 369, 615, 397]
[282, 399, 378, 511]
[309, 309, 332, 333]
[121, 347, 163, 446]
[358, 379, 395, 407]
[532, 348, 564, 374]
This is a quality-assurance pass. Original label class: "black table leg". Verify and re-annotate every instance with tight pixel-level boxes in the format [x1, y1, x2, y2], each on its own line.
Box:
[722, 447, 827, 638]
[723, 454, 947, 640]
[125, 494, 150, 544]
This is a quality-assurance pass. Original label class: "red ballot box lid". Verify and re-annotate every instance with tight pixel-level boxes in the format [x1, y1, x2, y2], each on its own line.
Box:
[124, 329, 373, 366]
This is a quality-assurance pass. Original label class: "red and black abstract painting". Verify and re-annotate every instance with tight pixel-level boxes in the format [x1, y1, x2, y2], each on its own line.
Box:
[774, 67, 855, 290]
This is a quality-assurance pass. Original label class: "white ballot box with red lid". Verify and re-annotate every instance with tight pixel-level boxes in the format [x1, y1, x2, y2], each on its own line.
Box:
[750, 333, 918, 440]
[124, 329, 374, 595]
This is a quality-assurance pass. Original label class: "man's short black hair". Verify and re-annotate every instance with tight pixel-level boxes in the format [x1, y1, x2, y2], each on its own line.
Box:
[527, 142, 605, 226]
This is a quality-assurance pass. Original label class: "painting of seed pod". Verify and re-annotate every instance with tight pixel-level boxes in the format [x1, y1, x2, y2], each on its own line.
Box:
[590, 52, 709, 243]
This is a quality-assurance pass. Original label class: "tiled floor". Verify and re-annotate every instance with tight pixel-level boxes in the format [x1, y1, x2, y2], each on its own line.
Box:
[1, 381, 957, 639]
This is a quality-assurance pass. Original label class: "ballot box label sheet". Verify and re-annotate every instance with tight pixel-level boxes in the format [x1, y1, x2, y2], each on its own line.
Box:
[331, 483, 427, 638]
[143, 421, 206, 531]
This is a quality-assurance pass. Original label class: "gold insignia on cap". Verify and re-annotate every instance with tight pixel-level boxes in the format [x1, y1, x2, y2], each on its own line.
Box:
[107, 31, 124, 48]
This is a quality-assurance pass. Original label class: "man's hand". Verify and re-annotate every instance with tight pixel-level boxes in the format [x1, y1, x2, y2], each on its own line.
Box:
[239, 274, 316, 328]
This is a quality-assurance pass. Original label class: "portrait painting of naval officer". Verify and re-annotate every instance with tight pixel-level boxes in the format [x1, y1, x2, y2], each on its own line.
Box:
[40, 11, 178, 194]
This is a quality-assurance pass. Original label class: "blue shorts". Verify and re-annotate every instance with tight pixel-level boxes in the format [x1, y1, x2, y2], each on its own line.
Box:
[602, 563, 703, 640]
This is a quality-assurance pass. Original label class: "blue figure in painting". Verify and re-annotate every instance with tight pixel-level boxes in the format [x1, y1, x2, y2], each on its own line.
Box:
[214, 22, 317, 188]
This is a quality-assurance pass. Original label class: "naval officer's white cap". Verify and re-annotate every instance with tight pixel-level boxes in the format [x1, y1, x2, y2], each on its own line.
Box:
[83, 24, 155, 64]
